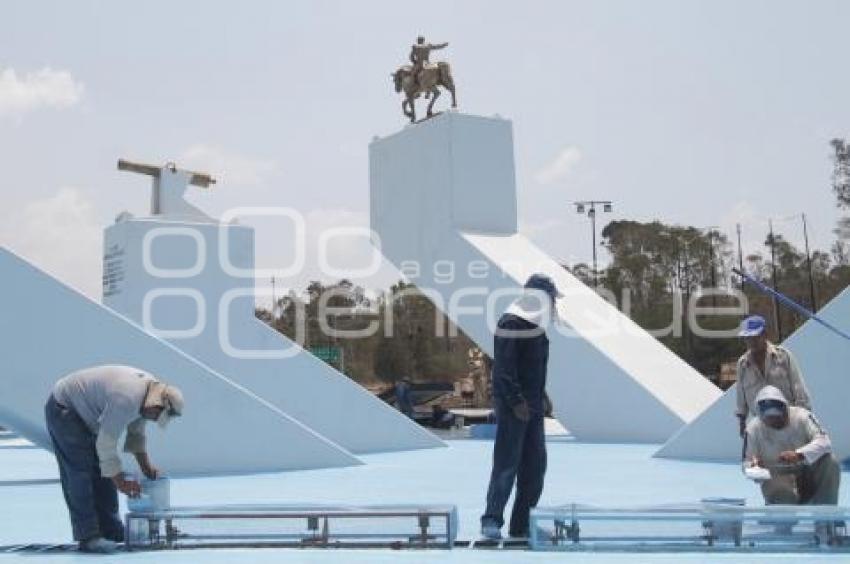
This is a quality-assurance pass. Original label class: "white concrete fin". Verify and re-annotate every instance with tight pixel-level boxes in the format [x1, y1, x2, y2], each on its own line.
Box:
[656, 286, 850, 461]
[102, 217, 443, 455]
[0, 246, 362, 476]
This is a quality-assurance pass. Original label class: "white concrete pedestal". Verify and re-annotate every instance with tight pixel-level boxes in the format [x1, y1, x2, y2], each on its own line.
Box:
[370, 112, 720, 442]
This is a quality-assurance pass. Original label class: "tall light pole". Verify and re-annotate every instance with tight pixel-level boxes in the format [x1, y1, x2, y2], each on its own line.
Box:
[270, 276, 277, 319]
[694, 226, 719, 305]
[801, 213, 818, 312]
[768, 219, 783, 341]
[736, 223, 745, 290]
[573, 200, 613, 287]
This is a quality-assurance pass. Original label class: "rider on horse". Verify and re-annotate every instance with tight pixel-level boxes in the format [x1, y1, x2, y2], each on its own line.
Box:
[409, 36, 448, 93]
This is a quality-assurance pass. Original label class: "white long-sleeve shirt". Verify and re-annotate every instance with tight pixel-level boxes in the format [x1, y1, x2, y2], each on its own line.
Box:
[53, 365, 155, 477]
[745, 406, 832, 467]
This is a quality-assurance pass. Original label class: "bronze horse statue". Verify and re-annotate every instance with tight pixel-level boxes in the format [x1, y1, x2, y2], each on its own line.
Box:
[392, 63, 457, 123]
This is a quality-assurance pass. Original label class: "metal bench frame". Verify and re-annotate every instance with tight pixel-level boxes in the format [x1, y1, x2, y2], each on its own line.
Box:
[124, 504, 456, 550]
[530, 503, 850, 553]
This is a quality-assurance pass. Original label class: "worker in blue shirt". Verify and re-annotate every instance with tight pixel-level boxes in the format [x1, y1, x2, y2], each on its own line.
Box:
[481, 273, 562, 540]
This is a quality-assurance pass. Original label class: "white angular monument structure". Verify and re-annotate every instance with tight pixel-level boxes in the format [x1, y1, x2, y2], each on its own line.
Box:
[0, 247, 361, 475]
[104, 161, 442, 454]
[656, 286, 850, 461]
[370, 112, 720, 442]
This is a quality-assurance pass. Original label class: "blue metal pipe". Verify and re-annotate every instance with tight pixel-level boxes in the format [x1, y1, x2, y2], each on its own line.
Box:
[733, 268, 850, 343]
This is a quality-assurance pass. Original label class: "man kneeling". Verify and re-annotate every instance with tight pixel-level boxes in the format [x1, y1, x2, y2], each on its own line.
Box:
[745, 385, 840, 507]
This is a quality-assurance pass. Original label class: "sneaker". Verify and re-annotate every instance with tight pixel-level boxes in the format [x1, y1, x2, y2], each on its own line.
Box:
[481, 523, 502, 540]
[79, 537, 119, 554]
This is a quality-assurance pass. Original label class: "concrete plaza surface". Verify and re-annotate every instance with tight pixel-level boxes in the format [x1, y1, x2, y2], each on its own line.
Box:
[2, 436, 849, 562]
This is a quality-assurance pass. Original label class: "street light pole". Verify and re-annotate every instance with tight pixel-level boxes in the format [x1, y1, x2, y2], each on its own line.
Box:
[768, 219, 783, 341]
[270, 276, 277, 319]
[736, 223, 745, 291]
[573, 200, 613, 288]
[589, 205, 598, 287]
[801, 213, 818, 312]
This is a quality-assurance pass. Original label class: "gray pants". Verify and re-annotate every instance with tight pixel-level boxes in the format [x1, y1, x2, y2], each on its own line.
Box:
[44, 396, 124, 542]
[762, 454, 841, 505]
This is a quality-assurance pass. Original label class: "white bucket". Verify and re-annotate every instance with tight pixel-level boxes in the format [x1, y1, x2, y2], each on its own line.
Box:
[701, 497, 745, 540]
[127, 477, 170, 513]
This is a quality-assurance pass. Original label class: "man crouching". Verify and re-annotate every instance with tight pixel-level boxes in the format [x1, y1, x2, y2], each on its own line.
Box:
[745, 385, 840, 507]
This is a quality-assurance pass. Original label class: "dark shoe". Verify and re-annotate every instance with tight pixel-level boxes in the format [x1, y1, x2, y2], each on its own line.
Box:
[481, 523, 502, 540]
[79, 536, 119, 554]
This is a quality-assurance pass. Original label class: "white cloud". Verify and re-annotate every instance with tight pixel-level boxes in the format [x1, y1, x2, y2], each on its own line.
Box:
[0, 187, 102, 298]
[0, 67, 84, 118]
[179, 145, 277, 187]
[535, 145, 583, 185]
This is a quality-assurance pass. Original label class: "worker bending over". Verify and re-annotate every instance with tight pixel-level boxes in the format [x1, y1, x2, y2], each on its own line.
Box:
[480, 273, 562, 540]
[745, 385, 840, 507]
[45, 365, 184, 553]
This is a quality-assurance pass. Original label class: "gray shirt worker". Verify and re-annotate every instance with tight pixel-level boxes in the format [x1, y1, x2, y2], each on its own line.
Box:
[735, 341, 811, 420]
[53, 365, 158, 477]
[46, 365, 183, 550]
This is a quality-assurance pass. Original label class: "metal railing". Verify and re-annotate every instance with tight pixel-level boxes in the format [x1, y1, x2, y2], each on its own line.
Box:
[530, 502, 850, 553]
[125, 503, 457, 550]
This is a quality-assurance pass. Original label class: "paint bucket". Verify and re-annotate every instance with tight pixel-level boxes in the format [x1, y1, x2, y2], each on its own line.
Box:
[701, 497, 745, 541]
[127, 477, 170, 513]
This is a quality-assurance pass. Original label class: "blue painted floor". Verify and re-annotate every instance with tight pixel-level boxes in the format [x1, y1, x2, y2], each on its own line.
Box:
[1, 437, 848, 562]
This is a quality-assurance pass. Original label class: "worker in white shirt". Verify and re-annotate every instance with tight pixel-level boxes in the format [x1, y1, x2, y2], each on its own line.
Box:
[735, 315, 812, 437]
[744, 385, 839, 506]
[44, 365, 184, 553]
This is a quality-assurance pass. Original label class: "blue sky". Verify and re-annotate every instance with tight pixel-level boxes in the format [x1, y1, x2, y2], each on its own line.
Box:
[2, 0, 849, 300]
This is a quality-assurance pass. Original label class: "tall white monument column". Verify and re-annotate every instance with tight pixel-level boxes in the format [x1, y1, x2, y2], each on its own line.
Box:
[104, 161, 443, 455]
[370, 112, 721, 442]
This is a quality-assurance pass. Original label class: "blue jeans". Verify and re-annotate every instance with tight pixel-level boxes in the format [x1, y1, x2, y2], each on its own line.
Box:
[45, 396, 124, 542]
[481, 398, 547, 536]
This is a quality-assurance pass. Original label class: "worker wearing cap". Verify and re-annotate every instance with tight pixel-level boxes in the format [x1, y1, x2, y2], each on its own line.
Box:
[481, 273, 562, 540]
[44, 365, 184, 553]
[735, 315, 812, 437]
[745, 385, 840, 506]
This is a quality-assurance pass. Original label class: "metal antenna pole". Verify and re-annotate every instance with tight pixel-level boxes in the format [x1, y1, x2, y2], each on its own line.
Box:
[590, 204, 598, 288]
[801, 213, 818, 312]
[704, 228, 718, 306]
[768, 219, 783, 340]
[708, 230, 717, 288]
[736, 223, 745, 290]
[271, 276, 277, 318]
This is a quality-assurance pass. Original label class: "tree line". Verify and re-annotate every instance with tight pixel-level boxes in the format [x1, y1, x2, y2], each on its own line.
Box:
[257, 140, 850, 386]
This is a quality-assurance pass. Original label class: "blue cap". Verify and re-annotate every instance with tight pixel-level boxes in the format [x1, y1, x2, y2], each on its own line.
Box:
[738, 315, 766, 337]
[524, 273, 563, 300]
